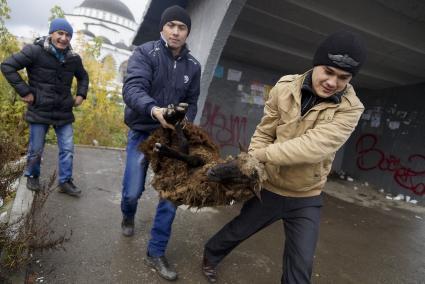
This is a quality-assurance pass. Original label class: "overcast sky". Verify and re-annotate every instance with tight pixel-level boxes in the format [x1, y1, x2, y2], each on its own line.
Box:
[6, 0, 148, 38]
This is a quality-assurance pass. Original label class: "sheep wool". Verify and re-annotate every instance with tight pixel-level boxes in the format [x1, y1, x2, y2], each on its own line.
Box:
[140, 123, 263, 208]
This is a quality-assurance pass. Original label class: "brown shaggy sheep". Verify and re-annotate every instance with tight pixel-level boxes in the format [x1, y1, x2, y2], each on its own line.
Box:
[139, 105, 266, 208]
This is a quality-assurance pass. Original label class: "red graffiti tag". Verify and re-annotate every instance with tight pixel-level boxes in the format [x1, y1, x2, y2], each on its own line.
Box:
[356, 134, 425, 196]
[200, 102, 248, 151]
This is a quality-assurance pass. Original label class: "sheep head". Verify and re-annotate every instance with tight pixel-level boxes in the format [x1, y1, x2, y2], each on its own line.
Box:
[207, 152, 267, 200]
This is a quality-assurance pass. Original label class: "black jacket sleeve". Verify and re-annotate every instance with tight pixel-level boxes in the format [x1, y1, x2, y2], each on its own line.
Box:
[0, 44, 37, 97]
[122, 45, 157, 117]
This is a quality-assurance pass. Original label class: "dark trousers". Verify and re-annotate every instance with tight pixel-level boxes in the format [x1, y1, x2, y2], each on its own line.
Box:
[204, 189, 323, 284]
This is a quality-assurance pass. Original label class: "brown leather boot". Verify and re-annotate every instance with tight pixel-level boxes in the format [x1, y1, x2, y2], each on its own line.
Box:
[202, 255, 217, 283]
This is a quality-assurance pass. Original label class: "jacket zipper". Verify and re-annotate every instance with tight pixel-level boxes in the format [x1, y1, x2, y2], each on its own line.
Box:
[168, 60, 177, 104]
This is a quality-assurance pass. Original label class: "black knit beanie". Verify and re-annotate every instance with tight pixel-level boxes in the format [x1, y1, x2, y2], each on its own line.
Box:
[313, 31, 367, 76]
[159, 5, 191, 34]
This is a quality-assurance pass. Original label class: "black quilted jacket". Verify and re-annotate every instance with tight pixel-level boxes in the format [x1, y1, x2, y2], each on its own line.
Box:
[1, 36, 89, 125]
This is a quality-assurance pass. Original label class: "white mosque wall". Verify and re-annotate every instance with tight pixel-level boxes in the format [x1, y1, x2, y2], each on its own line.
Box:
[66, 14, 135, 46]
[100, 44, 131, 82]
[64, 2, 139, 84]
[100, 44, 131, 67]
[73, 7, 137, 30]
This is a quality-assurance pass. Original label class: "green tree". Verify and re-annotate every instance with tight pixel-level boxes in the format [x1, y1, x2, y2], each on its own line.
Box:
[0, 0, 27, 148]
[49, 5, 65, 21]
[0, 0, 10, 23]
[72, 34, 127, 147]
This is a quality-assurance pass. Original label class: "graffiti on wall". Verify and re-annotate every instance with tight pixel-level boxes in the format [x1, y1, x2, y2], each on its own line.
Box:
[355, 134, 425, 196]
[200, 102, 248, 151]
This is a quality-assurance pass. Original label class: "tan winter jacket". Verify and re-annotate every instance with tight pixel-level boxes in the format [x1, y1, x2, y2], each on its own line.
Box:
[249, 71, 364, 197]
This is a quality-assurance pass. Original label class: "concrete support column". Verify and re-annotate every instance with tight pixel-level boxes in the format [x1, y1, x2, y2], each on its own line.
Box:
[186, 0, 247, 124]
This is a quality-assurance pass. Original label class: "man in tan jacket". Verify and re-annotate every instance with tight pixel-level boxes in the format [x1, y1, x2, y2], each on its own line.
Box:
[202, 31, 367, 283]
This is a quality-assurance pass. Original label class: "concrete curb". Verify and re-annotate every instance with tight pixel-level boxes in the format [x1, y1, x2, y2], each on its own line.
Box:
[8, 176, 35, 224]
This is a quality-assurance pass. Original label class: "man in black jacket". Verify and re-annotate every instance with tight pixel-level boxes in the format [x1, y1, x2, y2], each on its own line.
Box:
[1, 18, 89, 196]
[120, 5, 201, 281]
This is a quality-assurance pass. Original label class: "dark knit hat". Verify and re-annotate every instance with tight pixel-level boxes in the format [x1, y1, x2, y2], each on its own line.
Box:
[159, 5, 191, 34]
[49, 18, 73, 38]
[313, 31, 367, 76]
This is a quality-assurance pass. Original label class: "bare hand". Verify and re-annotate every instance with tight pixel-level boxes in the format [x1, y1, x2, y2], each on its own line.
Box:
[152, 107, 175, 130]
[74, 96, 84, 107]
[22, 93, 34, 105]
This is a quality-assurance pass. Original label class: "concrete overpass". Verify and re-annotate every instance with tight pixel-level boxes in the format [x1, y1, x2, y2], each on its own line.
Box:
[132, 0, 425, 200]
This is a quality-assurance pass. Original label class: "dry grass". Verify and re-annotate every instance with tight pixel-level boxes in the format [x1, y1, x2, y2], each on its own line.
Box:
[0, 134, 25, 201]
[0, 136, 71, 282]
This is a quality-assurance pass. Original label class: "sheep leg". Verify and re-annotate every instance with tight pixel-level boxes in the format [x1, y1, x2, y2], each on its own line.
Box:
[154, 143, 205, 168]
[175, 123, 189, 154]
[166, 128, 173, 145]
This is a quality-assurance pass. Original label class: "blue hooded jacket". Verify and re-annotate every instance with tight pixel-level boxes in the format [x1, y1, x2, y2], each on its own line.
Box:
[122, 37, 201, 132]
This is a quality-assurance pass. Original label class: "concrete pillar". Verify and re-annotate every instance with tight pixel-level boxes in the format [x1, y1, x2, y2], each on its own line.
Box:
[186, 0, 247, 124]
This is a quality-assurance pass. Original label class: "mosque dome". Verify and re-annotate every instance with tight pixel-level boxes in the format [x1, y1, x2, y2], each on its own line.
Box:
[79, 0, 135, 22]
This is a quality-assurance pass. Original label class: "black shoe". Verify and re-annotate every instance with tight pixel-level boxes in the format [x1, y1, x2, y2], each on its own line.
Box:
[145, 254, 177, 281]
[58, 180, 81, 197]
[202, 255, 217, 283]
[121, 217, 134, 237]
[26, 176, 41, 192]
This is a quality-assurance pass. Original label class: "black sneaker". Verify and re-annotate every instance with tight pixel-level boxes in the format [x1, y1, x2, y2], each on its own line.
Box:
[26, 176, 41, 192]
[121, 217, 134, 237]
[145, 254, 177, 281]
[58, 180, 81, 197]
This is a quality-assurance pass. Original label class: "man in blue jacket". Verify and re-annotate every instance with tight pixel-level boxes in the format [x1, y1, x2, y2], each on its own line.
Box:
[120, 5, 201, 281]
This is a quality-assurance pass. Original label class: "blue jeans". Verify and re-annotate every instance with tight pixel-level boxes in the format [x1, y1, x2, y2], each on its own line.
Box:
[121, 129, 177, 257]
[25, 123, 74, 184]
